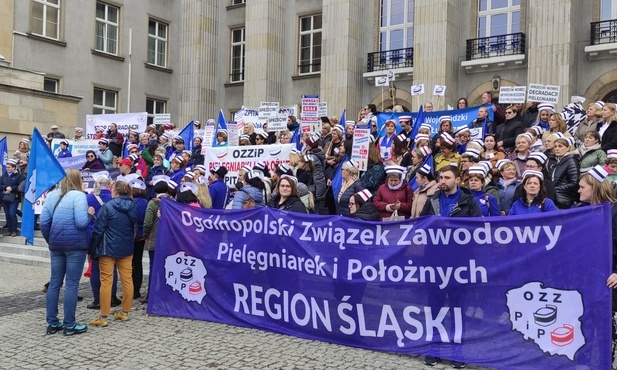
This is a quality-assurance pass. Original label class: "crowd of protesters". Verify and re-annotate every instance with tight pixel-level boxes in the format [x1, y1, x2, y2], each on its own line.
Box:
[1, 96, 617, 365]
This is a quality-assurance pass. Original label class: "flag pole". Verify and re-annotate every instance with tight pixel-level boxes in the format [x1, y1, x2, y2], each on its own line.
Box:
[127, 28, 133, 113]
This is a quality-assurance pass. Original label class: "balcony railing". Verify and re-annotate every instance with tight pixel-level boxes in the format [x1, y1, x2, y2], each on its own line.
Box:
[591, 19, 617, 45]
[465, 32, 526, 61]
[367, 47, 413, 72]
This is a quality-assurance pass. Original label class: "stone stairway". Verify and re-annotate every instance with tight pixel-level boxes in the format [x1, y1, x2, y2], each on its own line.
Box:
[0, 214, 150, 272]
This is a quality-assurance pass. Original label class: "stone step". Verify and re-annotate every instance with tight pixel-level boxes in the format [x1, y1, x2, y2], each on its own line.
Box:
[0, 242, 50, 259]
[0, 240, 151, 274]
[0, 234, 48, 247]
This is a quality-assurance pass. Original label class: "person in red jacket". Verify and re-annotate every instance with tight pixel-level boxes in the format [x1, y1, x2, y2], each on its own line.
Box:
[372, 165, 413, 220]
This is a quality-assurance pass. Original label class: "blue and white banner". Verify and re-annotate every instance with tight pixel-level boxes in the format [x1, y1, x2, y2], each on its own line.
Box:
[377, 105, 495, 138]
[51, 138, 99, 157]
[148, 200, 612, 369]
[0, 137, 8, 174]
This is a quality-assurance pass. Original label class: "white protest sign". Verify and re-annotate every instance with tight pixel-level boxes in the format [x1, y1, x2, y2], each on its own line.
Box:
[202, 123, 216, 151]
[387, 70, 395, 82]
[433, 85, 446, 96]
[258, 102, 280, 119]
[351, 125, 371, 171]
[227, 122, 239, 146]
[240, 106, 297, 132]
[411, 84, 425, 96]
[375, 75, 390, 87]
[499, 86, 527, 104]
[301, 96, 320, 133]
[318, 102, 328, 117]
[154, 113, 171, 125]
[85, 112, 148, 139]
[51, 138, 100, 157]
[527, 84, 560, 104]
[204, 144, 294, 187]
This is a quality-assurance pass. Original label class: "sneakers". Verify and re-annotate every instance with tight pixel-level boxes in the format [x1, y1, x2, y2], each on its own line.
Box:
[451, 361, 466, 369]
[90, 317, 108, 327]
[46, 323, 64, 335]
[113, 311, 130, 321]
[424, 356, 439, 366]
[63, 323, 88, 336]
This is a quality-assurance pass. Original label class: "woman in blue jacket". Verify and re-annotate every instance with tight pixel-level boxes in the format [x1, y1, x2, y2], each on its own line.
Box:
[40, 168, 94, 336]
[467, 164, 500, 217]
[509, 170, 558, 215]
[90, 181, 138, 327]
[208, 165, 230, 209]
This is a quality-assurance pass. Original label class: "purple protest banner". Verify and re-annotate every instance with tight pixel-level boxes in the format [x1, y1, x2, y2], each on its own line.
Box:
[148, 199, 612, 369]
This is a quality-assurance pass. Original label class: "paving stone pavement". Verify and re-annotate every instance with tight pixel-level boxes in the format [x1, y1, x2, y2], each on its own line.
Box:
[0, 262, 496, 370]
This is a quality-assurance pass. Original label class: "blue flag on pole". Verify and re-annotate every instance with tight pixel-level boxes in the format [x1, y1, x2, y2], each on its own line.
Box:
[410, 105, 424, 141]
[482, 117, 489, 139]
[122, 139, 130, 158]
[212, 110, 228, 147]
[290, 128, 303, 151]
[330, 157, 346, 204]
[408, 153, 433, 191]
[340, 109, 346, 126]
[21, 128, 66, 244]
[180, 121, 195, 151]
[0, 137, 8, 174]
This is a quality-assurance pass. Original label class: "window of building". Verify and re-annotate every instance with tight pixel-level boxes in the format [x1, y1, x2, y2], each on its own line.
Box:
[32, 0, 60, 39]
[601, 0, 617, 21]
[146, 98, 167, 125]
[44, 77, 59, 93]
[379, 0, 414, 51]
[231, 0, 245, 5]
[477, 0, 520, 38]
[230, 28, 245, 82]
[93, 87, 117, 114]
[299, 15, 322, 75]
[148, 19, 168, 67]
[95, 2, 119, 55]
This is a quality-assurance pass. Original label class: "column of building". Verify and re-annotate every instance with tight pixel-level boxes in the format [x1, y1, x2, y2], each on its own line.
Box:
[412, 0, 462, 110]
[243, 0, 285, 107]
[319, 0, 365, 117]
[178, 0, 218, 125]
[526, 0, 576, 109]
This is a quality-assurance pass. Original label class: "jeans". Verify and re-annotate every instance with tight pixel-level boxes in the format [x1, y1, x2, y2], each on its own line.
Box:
[3, 200, 19, 232]
[46, 250, 87, 328]
[99, 255, 133, 316]
[89, 258, 117, 300]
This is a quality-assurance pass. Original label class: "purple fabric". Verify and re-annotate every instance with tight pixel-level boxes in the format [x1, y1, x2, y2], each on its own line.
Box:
[148, 199, 612, 369]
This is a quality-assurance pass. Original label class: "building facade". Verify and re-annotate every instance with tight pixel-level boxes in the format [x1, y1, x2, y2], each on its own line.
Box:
[1, 0, 616, 140]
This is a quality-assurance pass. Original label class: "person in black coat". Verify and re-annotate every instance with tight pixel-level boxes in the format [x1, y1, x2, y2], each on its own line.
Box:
[548, 137, 579, 209]
[0, 159, 24, 236]
[598, 102, 617, 152]
[267, 175, 307, 213]
[349, 190, 380, 221]
[496, 105, 525, 154]
[336, 160, 365, 217]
